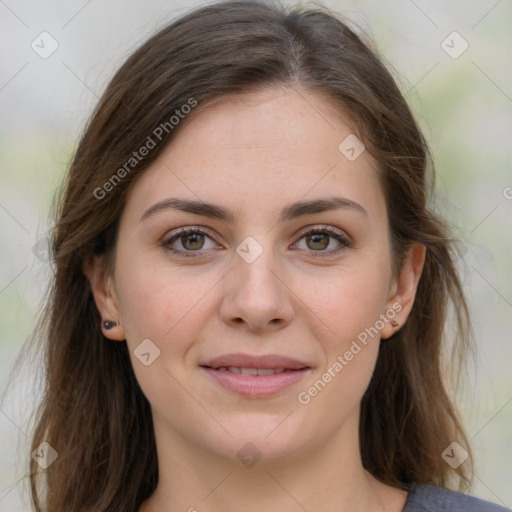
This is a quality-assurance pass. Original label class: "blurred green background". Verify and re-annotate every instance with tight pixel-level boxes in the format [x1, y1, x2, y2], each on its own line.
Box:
[1, 0, 511, 510]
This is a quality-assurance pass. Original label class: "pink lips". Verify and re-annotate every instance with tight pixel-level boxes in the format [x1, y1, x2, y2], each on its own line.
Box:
[200, 353, 311, 398]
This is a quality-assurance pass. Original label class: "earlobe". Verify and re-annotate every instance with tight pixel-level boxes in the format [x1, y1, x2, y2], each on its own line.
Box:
[83, 255, 126, 341]
[101, 319, 125, 340]
[381, 243, 426, 340]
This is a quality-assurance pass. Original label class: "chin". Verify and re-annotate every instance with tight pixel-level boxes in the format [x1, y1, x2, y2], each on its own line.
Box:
[205, 413, 311, 466]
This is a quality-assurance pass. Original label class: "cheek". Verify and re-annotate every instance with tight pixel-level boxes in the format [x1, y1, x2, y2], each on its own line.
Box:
[300, 259, 391, 343]
[113, 251, 221, 401]
[294, 259, 390, 409]
[116, 256, 219, 345]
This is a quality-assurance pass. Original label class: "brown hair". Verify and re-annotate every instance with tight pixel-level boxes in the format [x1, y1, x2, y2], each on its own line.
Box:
[26, 1, 473, 510]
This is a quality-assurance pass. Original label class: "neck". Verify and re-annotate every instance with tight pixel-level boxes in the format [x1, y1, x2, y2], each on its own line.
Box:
[140, 412, 407, 512]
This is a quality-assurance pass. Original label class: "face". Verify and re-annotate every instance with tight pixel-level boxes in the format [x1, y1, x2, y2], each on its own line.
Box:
[89, 86, 421, 466]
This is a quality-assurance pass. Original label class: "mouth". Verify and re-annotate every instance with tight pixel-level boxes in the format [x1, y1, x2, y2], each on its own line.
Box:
[206, 366, 303, 375]
[199, 353, 312, 397]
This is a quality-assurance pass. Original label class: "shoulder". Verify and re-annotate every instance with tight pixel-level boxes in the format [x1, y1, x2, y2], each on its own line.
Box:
[403, 483, 510, 512]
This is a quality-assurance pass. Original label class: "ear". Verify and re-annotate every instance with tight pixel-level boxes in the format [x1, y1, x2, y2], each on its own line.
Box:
[83, 255, 126, 341]
[381, 243, 426, 340]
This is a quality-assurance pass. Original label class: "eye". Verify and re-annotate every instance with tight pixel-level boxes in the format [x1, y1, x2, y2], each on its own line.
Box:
[292, 225, 351, 258]
[162, 227, 219, 257]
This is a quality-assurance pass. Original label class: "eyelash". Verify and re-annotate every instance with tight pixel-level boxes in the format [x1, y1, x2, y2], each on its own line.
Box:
[162, 225, 351, 259]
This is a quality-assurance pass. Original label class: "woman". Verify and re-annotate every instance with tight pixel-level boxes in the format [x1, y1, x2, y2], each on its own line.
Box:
[27, 1, 508, 511]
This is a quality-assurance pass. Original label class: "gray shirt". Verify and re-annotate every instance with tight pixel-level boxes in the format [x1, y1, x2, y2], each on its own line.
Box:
[403, 484, 510, 511]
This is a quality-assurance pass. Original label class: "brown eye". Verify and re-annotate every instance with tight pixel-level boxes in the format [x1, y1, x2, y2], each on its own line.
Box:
[163, 227, 218, 257]
[305, 232, 330, 251]
[293, 226, 351, 258]
[180, 232, 205, 250]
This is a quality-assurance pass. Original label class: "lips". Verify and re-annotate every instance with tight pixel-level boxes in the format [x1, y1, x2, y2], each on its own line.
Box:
[200, 353, 312, 397]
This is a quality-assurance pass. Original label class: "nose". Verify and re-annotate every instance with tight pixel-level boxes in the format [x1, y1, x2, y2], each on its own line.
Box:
[219, 244, 295, 333]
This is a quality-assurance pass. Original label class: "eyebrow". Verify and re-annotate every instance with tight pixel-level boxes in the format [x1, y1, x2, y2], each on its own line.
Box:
[139, 196, 368, 224]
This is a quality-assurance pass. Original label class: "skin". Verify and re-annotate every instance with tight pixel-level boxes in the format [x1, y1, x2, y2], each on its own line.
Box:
[85, 85, 426, 512]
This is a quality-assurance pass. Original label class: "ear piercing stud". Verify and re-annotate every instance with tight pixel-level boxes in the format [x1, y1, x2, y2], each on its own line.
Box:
[103, 320, 118, 330]
[391, 320, 399, 327]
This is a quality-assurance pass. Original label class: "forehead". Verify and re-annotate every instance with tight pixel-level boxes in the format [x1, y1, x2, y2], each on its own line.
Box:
[123, 86, 385, 224]
[169, 86, 357, 161]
